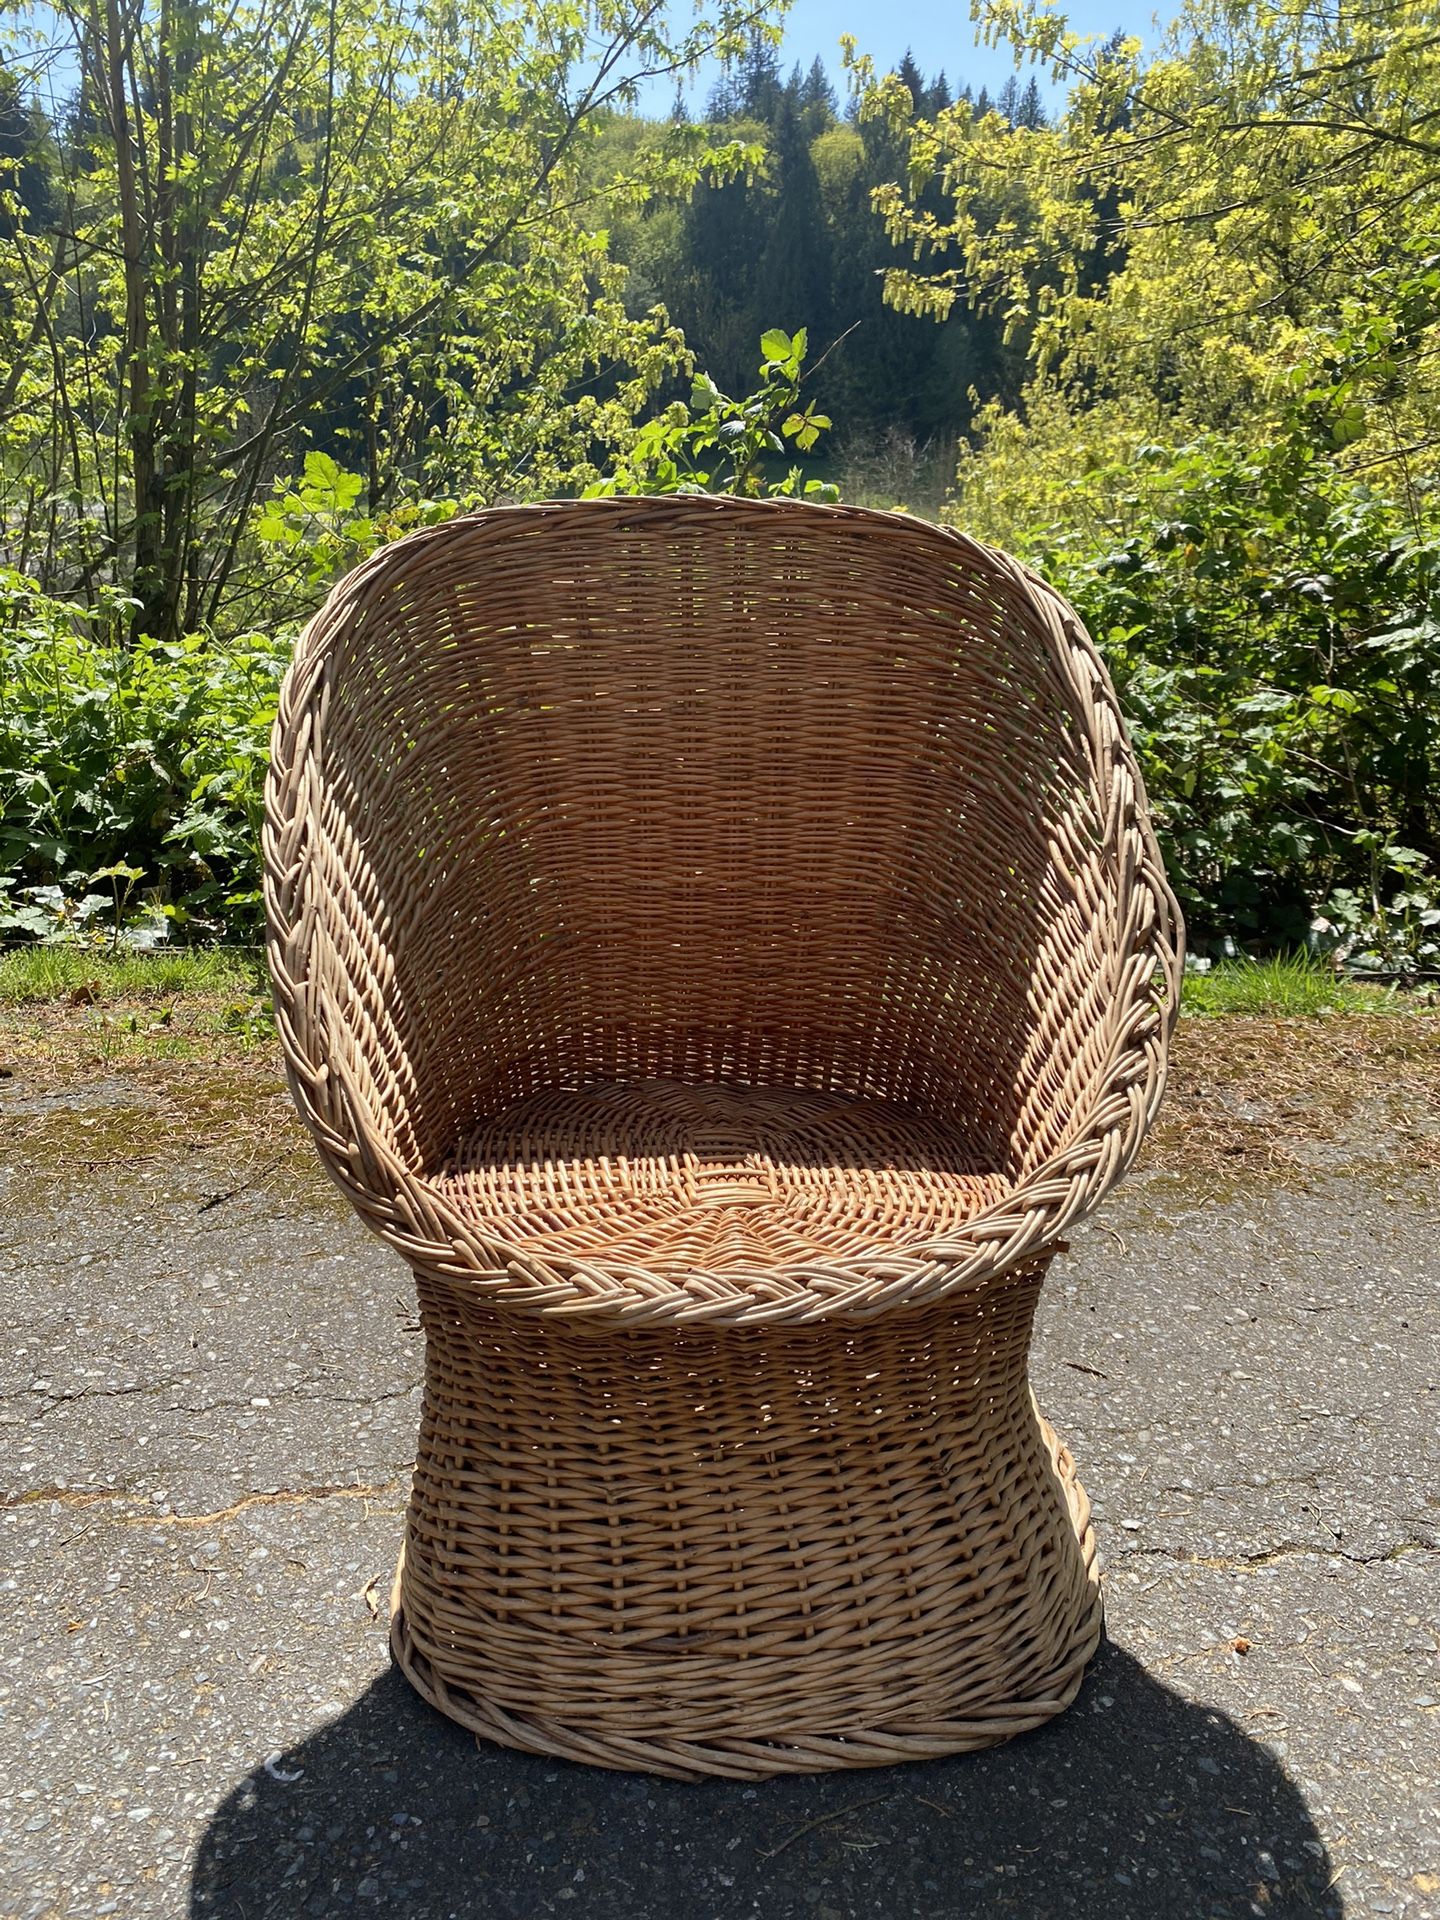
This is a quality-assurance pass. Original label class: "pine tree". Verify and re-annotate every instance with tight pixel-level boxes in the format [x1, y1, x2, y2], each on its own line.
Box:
[677, 165, 764, 391]
[814, 99, 981, 445]
[896, 49, 925, 112]
[705, 70, 738, 121]
[1016, 76, 1047, 129]
[737, 28, 783, 122]
[755, 94, 831, 345]
[996, 75, 1020, 124]
[926, 71, 953, 115]
[0, 72, 58, 238]
[974, 85, 992, 118]
[801, 55, 837, 126]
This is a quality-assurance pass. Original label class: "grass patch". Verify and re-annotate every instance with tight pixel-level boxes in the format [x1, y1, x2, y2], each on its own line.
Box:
[0, 942, 1432, 1083]
[0, 944, 267, 1004]
[1, 943, 1428, 1023]
[4, 947, 1439, 1182]
[1179, 953, 1408, 1018]
[0, 944, 273, 1070]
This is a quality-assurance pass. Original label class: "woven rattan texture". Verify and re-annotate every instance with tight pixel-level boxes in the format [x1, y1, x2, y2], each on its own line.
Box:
[390, 1267, 1101, 1778]
[264, 496, 1181, 1774]
[430, 1080, 1014, 1274]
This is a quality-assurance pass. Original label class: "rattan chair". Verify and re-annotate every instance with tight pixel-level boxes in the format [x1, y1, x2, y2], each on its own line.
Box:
[265, 496, 1182, 1779]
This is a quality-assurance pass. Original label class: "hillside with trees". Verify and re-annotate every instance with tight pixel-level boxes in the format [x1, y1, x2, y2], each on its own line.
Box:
[1, 0, 1437, 971]
[603, 33, 1042, 460]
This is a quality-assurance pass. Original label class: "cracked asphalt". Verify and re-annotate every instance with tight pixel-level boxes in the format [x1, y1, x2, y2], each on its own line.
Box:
[1, 1062, 1437, 1919]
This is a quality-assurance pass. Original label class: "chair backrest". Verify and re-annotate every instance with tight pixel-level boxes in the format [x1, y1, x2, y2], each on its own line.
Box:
[266, 497, 1180, 1181]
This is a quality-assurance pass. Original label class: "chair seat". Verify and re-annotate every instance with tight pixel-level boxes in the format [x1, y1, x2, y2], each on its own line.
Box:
[425, 1080, 1012, 1275]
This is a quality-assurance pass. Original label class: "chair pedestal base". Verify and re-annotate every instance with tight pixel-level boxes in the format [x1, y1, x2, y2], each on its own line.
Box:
[388, 1269, 1102, 1779]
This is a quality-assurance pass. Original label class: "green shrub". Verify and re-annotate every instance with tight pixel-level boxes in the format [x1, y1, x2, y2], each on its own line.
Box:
[0, 569, 290, 942]
[1015, 430, 1440, 968]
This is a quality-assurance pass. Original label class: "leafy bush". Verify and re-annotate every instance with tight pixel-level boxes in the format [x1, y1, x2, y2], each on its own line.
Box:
[0, 569, 289, 942]
[585, 329, 838, 499]
[985, 418, 1440, 968]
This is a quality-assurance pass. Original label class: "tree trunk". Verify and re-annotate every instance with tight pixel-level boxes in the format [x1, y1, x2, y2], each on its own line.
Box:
[102, 0, 163, 640]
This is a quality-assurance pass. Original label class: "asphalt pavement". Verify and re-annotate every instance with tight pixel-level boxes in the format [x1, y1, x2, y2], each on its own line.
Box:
[1, 1065, 1436, 1919]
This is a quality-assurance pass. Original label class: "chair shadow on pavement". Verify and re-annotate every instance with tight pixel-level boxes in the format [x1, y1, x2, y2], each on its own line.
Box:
[190, 1635, 1340, 1920]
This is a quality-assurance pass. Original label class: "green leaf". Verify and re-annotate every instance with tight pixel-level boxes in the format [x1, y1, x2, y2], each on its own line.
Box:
[302, 450, 342, 490]
[254, 511, 292, 545]
[1329, 402, 1366, 450]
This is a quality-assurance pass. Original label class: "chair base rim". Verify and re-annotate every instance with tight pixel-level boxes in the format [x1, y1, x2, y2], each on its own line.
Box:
[388, 1419, 1103, 1781]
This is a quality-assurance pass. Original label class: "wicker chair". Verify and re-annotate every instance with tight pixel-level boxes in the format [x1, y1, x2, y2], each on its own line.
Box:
[265, 496, 1182, 1779]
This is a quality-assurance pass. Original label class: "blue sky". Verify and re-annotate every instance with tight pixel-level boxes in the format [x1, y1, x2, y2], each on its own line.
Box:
[18, 0, 1161, 122]
[659, 0, 1160, 113]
